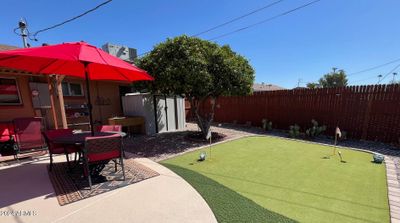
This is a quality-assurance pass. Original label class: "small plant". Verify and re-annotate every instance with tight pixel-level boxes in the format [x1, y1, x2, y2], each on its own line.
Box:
[289, 124, 301, 138]
[305, 119, 326, 138]
[262, 119, 272, 131]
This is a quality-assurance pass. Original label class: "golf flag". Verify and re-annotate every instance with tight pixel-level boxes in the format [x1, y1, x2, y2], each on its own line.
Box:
[206, 129, 212, 160]
[336, 126, 342, 138]
[338, 151, 344, 162]
[206, 129, 212, 140]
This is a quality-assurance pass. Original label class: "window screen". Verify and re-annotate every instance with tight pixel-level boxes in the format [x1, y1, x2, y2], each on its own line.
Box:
[0, 78, 21, 105]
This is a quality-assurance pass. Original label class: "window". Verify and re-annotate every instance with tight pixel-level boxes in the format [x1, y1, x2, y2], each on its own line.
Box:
[0, 77, 22, 105]
[62, 82, 83, 96]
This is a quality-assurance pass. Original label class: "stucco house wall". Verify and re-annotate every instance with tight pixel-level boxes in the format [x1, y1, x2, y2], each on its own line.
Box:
[0, 74, 36, 122]
[0, 73, 124, 129]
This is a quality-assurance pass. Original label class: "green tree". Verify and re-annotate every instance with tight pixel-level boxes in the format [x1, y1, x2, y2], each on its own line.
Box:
[318, 68, 348, 88]
[305, 68, 348, 89]
[306, 82, 319, 89]
[136, 35, 255, 138]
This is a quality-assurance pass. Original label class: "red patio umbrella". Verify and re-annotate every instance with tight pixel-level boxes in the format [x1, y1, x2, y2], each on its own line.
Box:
[0, 41, 153, 135]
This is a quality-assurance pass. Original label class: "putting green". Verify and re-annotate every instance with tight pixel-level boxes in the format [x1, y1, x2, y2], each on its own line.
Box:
[161, 136, 389, 223]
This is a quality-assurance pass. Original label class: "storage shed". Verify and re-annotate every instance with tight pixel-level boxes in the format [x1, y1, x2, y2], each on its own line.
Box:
[122, 93, 185, 135]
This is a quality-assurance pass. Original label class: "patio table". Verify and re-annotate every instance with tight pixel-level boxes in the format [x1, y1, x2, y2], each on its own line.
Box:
[50, 131, 127, 145]
[50, 131, 127, 177]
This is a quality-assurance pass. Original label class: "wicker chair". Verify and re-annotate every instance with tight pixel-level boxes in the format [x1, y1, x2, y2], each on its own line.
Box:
[83, 134, 125, 189]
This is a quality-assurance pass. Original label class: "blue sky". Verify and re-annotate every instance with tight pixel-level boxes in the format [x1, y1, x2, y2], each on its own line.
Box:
[1, 0, 399, 88]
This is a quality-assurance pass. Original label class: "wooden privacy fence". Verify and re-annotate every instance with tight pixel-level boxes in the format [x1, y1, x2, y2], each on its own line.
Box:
[189, 84, 400, 144]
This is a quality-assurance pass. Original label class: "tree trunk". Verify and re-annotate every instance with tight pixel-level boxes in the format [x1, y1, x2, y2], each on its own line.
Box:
[189, 96, 216, 139]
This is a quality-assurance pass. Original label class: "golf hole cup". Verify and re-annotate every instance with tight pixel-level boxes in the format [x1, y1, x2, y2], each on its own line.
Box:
[199, 152, 206, 161]
[373, 153, 384, 164]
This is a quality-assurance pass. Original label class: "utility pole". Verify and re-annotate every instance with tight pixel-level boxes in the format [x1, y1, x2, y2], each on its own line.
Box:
[378, 74, 383, 83]
[17, 18, 29, 48]
[297, 78, 302, 88]
[393, 72, 398, 83]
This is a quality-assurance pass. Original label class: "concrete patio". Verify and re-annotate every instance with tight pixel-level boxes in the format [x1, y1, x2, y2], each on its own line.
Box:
[0, 152, 217, 223]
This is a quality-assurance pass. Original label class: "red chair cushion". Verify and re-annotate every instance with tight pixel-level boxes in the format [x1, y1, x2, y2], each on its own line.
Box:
[87, 150, 120, 162]
[96, 125, 122, 132]
[0, 123, 14, 142]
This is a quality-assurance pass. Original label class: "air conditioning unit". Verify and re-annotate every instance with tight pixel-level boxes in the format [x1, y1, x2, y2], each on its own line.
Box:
[102, 43, 137, 63]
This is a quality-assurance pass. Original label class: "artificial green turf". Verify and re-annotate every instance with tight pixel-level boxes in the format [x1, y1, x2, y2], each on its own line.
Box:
[161, 136, 389, 223]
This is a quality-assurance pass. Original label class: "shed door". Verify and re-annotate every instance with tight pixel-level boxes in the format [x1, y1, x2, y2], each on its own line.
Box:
[156, 96, 167, 133]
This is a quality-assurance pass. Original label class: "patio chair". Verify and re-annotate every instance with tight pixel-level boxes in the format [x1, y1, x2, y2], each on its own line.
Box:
[0, 122, 15, 156]
[13, 117, 47, 159]
[96, 124, 126, 158]
[43, 129, 81, 171]
[0, 122, 14, 142]
[83, 134, 125, 189]
[96, 125, 122, 132]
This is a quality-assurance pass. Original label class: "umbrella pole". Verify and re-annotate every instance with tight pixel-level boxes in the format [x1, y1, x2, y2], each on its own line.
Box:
[84, 62, 95, 136]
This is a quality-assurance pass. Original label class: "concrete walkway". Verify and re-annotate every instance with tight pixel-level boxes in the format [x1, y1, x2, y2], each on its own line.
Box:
[0, 153, 217, 223]
[386, 158, 400, 223]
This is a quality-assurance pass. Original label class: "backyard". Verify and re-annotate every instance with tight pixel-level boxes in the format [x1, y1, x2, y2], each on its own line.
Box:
[1, 2, 400, 223]
[162, 136, 389, 223]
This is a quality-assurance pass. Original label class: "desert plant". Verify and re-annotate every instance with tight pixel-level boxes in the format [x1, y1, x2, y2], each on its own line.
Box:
[262, 119, 272, 131]
[305, 119, 326, 138]
[289, 124, 301, 138]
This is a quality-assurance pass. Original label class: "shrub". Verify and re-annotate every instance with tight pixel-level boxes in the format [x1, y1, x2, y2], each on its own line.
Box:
[262, 119, 272, 131]
[289, 124, 301, 138]
[305, 119, 326, 138]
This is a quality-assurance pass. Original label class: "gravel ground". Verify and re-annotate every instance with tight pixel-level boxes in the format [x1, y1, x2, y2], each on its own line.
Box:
[123, 123, 255, 161]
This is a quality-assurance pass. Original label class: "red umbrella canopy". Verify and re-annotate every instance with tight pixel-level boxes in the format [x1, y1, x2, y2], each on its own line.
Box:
[0, 41, 153, 82]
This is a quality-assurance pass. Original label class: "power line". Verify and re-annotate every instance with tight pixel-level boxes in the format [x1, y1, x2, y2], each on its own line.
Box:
[27, 0, 113, 41]
[377, 63, 400, 84]
[138, 0, 321, 57]
[350, 63, 400, 85]
[208, 0, 321, 41]
[348, 57, 400, 76]
[192, 0, 284, 37]
[138, 0, 285, 57]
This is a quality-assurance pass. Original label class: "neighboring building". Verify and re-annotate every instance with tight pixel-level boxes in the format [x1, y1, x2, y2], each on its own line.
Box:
[253, 83, 285, 92]
[293, 87, 307, 90]
[0, 44, 18, 51]
[102, 43, 137, 64]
